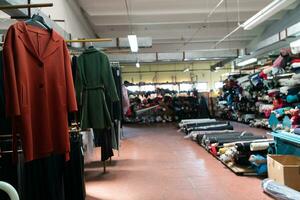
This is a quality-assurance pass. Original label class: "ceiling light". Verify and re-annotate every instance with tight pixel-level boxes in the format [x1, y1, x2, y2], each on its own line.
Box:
[128, 35, 139, 52]
[237, 58, 257, 67]
[183, 68, 190, 72]
[242, 0, 297, 30]
[136, 62, 140, 68]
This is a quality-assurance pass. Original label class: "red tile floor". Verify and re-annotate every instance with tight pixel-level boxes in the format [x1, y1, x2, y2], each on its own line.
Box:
[85, 122, 272, 200]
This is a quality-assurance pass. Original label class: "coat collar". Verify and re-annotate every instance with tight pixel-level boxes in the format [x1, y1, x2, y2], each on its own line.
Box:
[83, 47, 98, 54]
[16, 21, 62, 63]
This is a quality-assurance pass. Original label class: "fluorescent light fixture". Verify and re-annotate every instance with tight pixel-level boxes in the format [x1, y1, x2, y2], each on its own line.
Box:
[237, 58, 257, 67]
[290, 38, 300, 54]
[183, 68, 190, 72]
[242, 0, 297, 30]
[128, 35, 139, 52]
[136, 62, 140, 68]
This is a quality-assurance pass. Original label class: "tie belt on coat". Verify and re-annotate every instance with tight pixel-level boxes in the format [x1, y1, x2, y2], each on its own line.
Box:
[83, 85, 105, 91]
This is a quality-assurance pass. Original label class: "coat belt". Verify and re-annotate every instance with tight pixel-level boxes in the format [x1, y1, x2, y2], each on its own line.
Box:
[83, 85, 105, 91]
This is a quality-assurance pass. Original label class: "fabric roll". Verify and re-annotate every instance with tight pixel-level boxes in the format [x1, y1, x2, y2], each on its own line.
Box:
[294, 128, 300, 135]
[291, 62, 300, 68]
[188, 124, 233, 134]
[250, 142, 270, 151]
[185, 121, 229, 129]
[262, 179, 300, 200]
[237, 75, 250, 84]
[187, 130, 237, 141]
[205, 135, 267, 147]
[287, 94, 299, 103]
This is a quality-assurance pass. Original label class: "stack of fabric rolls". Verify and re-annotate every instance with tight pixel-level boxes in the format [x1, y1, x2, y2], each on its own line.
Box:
[179, 118, 274, 175]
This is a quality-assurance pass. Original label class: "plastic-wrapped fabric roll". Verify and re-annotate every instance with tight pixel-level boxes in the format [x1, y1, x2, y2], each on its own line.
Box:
[262, 179, 300, 200]
[185, 121, 229, 129]
[205, 135, 266, 147]
[188, 124, 233, 133]
[185, 130, 237, 141]
[250, 142, 270, 151]
[196, 132, 240, 145]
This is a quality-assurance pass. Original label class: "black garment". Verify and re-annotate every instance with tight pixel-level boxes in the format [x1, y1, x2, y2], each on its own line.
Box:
[111, 66, 123, 120]
[23, 155, 65, 200]
[64, 132, 86, 200]
[197, 95, 210, 118]
[94, 128, 114, 161]
[0, 51, 11, 133]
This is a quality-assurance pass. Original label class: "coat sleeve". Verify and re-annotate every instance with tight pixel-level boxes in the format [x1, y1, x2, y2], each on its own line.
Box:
[3, 26, 21, 116]
[75, 57, 83, 106]
[101, 53, 119, 102]
[63, 42, 78, 112]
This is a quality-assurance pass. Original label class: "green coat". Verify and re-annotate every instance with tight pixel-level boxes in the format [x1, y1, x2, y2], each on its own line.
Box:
[76, 48, 119, 129]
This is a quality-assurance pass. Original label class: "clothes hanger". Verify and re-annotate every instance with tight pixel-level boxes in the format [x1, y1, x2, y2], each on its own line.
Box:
[25, 9, 52, 31]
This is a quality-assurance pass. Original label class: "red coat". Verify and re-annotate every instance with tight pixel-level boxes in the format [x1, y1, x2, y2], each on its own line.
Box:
[3, 21, 77, 161]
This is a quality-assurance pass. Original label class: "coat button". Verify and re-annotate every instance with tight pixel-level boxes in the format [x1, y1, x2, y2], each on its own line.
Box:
[39, 83, 44, 88]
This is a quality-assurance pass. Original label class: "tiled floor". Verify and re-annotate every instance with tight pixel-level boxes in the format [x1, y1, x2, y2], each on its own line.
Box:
[85, 123, 272, 200]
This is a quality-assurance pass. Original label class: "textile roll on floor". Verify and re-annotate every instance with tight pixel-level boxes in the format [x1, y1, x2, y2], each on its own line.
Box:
[250, 142, 270, 151]
[262, 179, 300, 200]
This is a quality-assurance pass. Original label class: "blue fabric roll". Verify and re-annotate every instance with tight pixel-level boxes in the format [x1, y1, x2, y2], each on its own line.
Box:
[286, 95, 299, 103]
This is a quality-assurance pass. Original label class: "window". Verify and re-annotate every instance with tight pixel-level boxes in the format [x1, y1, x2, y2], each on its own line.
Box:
[140, 85, 155, 92]
[157, 84, 178, 91]
[127, 85, 139, 92]
[195, 82, 208, 92]
[179, 83, 193, 91]
[214, 82, 223, 90]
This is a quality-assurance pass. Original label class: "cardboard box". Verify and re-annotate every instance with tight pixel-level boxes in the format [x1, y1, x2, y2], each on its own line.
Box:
[267, 155, 300, 191]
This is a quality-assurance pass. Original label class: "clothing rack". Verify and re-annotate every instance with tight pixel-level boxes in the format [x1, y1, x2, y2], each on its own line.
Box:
[66, 38, 112, 43]
[0, 3, 53, 10]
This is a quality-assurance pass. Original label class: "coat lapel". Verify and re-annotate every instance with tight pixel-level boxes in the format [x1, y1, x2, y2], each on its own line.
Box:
[42, 30, 61, 59]
[16, 22, 40, 61]
[16, 22, 61, 61]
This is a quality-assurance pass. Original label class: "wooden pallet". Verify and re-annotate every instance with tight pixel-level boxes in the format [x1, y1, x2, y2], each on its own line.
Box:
[199, 143, 259, 176]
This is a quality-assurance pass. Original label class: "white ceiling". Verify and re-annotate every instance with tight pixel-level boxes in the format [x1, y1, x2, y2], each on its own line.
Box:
[77, 0, 289, 60]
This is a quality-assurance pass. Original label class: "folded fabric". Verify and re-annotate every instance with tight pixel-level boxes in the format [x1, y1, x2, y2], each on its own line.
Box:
[250, 142, 270, 151]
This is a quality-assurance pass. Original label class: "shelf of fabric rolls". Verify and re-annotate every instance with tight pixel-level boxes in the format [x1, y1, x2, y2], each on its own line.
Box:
[216, 48, 300, 130]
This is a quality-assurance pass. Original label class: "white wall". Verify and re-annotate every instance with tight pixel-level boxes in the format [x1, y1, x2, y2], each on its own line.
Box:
[32, 0, 95, 38]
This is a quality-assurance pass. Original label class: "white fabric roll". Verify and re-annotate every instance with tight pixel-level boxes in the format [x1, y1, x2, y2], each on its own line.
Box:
[237, 75, 250, 85]
[250, 142, 270, 151]
[0, 181, 19, 200]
